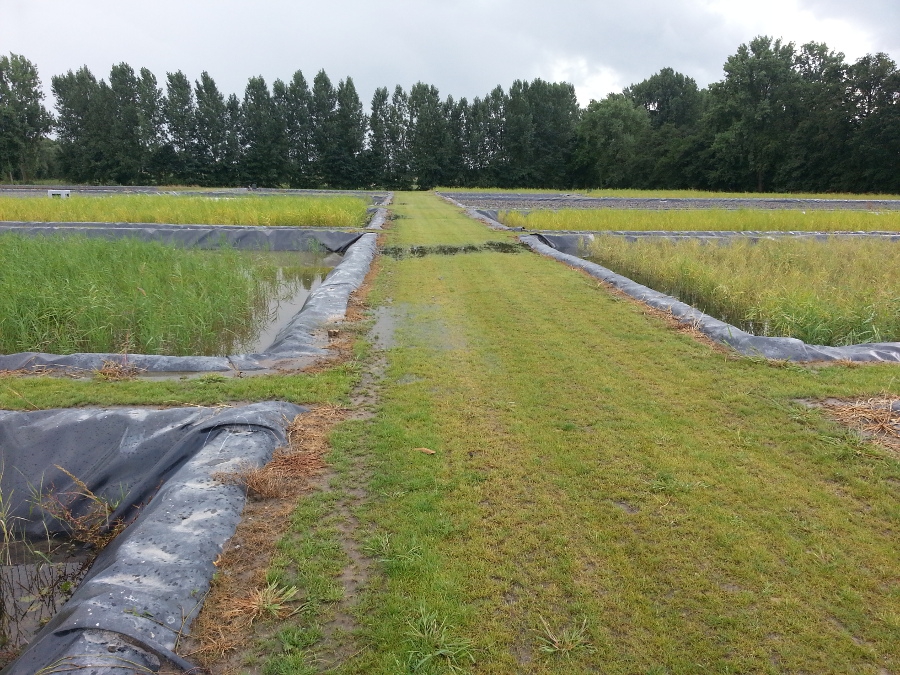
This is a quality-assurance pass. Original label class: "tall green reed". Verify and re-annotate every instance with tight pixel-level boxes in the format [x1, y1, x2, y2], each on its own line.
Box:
[0, 194, 369, 228]
[502, 208, 900, 232]
[0, 234, 320, 356]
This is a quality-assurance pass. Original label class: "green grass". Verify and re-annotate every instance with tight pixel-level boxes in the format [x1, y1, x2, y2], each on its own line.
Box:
[0, 194, 370, 228]
[4, 191, 898, 674]
[0, 234, 325, 356]
[0, 367, 357, 410]
[312, 192, 900, 674]
[501, 208, 900, 232]
[582, 188, 900, 200]
[439, 187, 900, 199]
[585, 235, 900, 346]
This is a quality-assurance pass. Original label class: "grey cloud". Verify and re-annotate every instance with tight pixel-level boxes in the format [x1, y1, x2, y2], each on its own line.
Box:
[0, 0, 895, 111]
[796, 0, 900, 57]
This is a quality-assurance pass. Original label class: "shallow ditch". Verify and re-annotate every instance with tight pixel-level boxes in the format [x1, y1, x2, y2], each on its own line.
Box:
[232, 250, 342, 355]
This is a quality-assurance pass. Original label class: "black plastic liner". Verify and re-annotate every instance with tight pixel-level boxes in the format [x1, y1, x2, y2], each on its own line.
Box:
[521, 234, 900, 363]
[1, 401, 304, 674]
[0, 229, 378, 373]
[531, 230, 900, 255]
[438, 191, 900, 212]
[0, 222, 364, 253]
[0, 185, 390, 203]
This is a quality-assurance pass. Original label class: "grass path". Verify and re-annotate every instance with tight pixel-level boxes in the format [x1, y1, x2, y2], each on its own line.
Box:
[324, 192, 899, 674]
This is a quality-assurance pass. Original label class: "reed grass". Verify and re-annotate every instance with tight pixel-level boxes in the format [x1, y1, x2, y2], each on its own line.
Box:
[586, 235, 900, 345]
[581, 189, 900, 199]
[501, 208, 900, 232]
[439, 187, 900, 199]
[0, 194, 369, 228]
[0, 234, 313, 356]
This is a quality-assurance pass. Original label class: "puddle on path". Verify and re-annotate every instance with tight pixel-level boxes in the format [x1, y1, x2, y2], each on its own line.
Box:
[369, 303, 466, 352]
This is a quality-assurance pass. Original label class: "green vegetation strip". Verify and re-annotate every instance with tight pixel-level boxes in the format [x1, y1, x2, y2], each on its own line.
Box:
[440, 188, 900, 200]
[0, 194, 369, 228]
[501, 208, 900, 232]
[585, 236, 900, 346]
[0, 234, 309, 356]
[309, 192, 898, 674]
[0, 368, 356, 411]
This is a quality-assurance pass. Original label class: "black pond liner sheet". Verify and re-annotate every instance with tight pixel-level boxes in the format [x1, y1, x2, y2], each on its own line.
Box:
[437, 191, 900, 212]
[0, 401, 304, 674]
[0, 226, 379, 373]
[0, 185, 393, 204]
[520, 233, 900, 363]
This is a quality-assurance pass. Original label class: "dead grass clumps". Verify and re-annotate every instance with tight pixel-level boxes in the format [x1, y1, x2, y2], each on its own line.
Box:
[821, 396, 900, 454]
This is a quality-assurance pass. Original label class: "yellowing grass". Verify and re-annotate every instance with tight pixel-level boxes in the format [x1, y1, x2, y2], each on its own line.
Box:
[587, 236, 900, 345]
[501, 208, 900, 232]
[0, 194, 370, 228]
[581, 188, 900, 199]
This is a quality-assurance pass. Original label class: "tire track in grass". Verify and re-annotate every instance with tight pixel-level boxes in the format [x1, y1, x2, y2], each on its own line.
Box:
[332, 192, 900, 674]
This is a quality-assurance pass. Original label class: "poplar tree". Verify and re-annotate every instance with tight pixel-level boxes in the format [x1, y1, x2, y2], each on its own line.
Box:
[241, 76, 285, 186]
[193, 71, 228, 185]
[408, 82, 450, 189]
[163, 70, 196, 182]
[310, 70, 337, 187]
[0, 53, 52, 182]
[331, 76, 366, 188]
[275, 70, 314, 187]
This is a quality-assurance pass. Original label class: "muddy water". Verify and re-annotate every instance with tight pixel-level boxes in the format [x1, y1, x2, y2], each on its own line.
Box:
[1, 541, 92, 663]
[237, 251, 342, 354]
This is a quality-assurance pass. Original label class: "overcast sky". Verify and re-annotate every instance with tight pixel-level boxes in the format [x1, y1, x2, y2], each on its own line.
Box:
[2, 0, 897, 109]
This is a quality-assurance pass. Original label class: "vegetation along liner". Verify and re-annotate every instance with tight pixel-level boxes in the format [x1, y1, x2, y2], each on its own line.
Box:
[1, 401, 304, 674]
[520, 234, 900, 363]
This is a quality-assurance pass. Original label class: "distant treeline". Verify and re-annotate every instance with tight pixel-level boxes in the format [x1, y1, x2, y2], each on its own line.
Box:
[0, 36, 898, 192]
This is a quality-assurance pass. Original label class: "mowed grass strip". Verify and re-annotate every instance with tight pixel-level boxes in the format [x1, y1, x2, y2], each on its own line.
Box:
[501, 207, 900, 232]
[0, 367, 358, 410]
[389, 194, 500, 247]
[586, 235, 900, 346]
[0, 194, 369, 228]
[328, 192, 900, 674]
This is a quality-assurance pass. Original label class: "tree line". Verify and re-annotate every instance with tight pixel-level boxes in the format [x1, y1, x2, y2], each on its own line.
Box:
[0, 36, 897, 192]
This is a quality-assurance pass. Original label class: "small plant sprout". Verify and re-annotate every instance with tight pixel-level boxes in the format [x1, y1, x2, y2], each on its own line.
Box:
[537, 616, 596, 658]
[404, 604, 476, 673]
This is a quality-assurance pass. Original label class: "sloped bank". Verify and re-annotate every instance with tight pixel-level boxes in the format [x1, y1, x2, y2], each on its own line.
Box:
[521, 234, 900, 363]
[1, 402, 303, 674]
